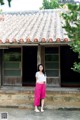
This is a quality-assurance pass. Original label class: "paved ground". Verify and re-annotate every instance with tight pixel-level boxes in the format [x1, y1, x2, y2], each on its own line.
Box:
[0, 108, 80, 120]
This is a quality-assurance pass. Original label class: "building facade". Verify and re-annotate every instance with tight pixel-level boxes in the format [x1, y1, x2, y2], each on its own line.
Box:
[0, 9, 80, 87]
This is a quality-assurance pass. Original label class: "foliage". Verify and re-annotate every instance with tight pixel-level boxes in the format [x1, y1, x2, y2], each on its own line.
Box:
[41, 0, 59, 9]
[62, 3, 80, 73]
[0, 0, 11, 7]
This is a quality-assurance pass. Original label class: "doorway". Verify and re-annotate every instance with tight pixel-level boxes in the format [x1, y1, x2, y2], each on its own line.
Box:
[22, 46, 37, 86]
[60, 46, 80, 87]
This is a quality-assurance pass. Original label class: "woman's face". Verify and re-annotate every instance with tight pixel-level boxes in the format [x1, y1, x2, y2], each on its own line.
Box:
[39, 65, 43, 71]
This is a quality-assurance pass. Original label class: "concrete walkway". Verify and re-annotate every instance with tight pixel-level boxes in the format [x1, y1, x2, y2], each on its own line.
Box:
[0, 108, 80, 120]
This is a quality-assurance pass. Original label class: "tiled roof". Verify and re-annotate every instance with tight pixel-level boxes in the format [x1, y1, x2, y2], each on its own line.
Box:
[0, 9, 69, 45]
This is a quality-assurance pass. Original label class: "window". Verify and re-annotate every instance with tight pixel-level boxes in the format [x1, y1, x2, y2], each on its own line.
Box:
[3, 48, 21, 85]
[3, 48, 21, 77]
[45, 47, 59, 77]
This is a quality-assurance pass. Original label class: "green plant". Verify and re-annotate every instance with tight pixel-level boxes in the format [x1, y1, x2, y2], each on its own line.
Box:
[62, 3, 80, 73]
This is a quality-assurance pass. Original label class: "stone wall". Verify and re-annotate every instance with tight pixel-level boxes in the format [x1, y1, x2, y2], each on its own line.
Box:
[45, 91, 80, 109]
[0, 88, 80, 109]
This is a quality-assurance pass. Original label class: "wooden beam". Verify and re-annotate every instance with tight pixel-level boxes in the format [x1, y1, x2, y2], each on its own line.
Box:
[37, 45, 41, 65]
[0, 50, 2, 87]
[41, 46, 45, 66]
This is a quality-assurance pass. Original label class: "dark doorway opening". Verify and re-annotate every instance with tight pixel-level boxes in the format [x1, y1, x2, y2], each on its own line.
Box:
[22, 46, 37, 86]
[60, 46, 80, 87]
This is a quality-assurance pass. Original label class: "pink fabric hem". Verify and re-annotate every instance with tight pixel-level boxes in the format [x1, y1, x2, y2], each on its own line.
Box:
[34, 83, 46, 106]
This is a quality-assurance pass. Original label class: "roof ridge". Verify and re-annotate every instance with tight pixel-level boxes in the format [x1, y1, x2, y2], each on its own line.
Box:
[1, 9, 64, 15]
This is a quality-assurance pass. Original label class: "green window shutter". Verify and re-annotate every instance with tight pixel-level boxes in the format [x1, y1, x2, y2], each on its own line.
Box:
[45, 47, 59, 77]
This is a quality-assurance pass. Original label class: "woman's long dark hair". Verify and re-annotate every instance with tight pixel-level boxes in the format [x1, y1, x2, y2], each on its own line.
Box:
[37, 64, 45, 74]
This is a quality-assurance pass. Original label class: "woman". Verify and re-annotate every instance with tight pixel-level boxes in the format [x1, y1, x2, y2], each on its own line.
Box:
[34, 64, 46, 112]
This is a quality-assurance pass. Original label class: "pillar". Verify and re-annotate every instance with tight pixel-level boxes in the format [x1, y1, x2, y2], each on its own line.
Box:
[0, 50, 2, 87]
[37, 44, 41, 65]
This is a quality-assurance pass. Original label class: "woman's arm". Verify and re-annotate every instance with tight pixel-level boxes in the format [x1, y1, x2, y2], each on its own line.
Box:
[35, 72, 38, 83]
[35, 77, 38, 83]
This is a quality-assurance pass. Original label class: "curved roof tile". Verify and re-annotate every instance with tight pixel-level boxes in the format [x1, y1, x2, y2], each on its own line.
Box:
[0, 9, 69, 44]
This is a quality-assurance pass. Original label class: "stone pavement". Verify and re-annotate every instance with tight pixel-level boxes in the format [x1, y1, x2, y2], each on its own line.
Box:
[0, 108, 80, 120]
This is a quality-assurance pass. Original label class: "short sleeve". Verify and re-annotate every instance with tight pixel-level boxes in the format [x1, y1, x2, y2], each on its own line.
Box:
[35, 72, 38, 78]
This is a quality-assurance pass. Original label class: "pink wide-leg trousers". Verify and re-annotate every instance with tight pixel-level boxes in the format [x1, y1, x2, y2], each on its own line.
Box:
[34, 83, 46, 106]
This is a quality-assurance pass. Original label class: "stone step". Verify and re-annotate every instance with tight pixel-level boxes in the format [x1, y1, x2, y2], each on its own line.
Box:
[0, 88, 80, 109]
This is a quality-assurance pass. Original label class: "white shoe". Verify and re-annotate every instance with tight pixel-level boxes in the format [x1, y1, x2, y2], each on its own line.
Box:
[34, 109, 40, 112]
[41, 108, 44, 112]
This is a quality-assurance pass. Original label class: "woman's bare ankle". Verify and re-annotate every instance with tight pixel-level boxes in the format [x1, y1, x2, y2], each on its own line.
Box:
[41, 107, 44, 112]
[34, 106, 40, 112]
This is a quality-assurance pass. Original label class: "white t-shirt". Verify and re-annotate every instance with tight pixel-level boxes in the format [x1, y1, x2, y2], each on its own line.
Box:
[35, 72, 46, 84]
